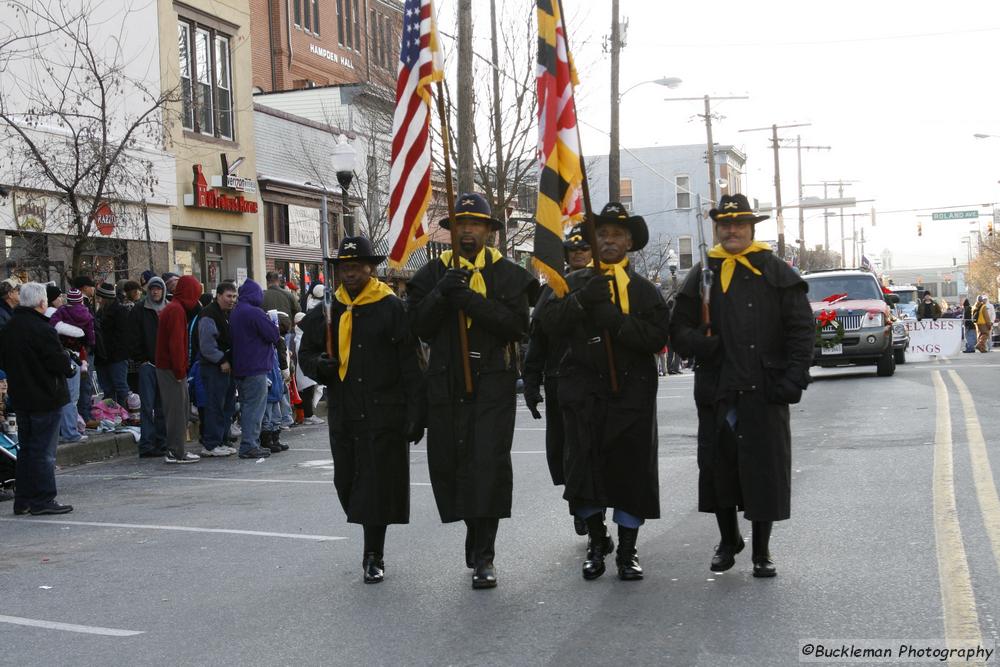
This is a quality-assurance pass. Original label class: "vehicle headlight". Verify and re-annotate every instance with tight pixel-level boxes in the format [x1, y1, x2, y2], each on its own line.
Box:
[892, 323, 905, 336]
[863, 311, 885, 328]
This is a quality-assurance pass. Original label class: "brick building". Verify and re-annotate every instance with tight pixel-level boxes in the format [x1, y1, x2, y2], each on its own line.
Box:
[250, 0, 403, 93]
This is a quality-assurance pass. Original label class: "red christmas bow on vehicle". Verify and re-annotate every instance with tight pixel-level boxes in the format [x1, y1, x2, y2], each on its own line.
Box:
[817, 309, 838, 327]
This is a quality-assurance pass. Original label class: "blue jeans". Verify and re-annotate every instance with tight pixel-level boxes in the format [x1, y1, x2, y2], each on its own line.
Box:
[263, 401, 282, 432]
[60, 363, 82, 441]
[200, 363, 236, 450]
[15, 410, 61, 510]
[576, 506, 644, 529]
[279, 385, 293, 425]
[236, 375, 268, 455]
[137, 363, 166, 455]
[77, 357, 94, 422]
[97, 360, 129, 407]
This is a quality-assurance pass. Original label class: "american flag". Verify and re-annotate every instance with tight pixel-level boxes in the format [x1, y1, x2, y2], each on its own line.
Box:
[386, 0, 443, 269]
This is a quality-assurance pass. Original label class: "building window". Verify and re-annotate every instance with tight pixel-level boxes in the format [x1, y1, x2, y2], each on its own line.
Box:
[679, 237, 693, 270]
[343, 0, 352, 48]
[178, 19, 234, 140]
[303, 0, 311, 32]
[313, 0, 320, 35]
[384, 15, 392, 67]
[337, 0, 344, 44]
[371, 10, 380, 67]
[620, 178, 633, 212]
[676, 175, 691, 209]
[265, 203, 289, 244]
[293, 0, 301, 26]
[353, 0, 361, 52]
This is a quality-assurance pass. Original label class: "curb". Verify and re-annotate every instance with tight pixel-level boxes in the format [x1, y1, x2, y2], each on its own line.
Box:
[56, 432, 138, 467]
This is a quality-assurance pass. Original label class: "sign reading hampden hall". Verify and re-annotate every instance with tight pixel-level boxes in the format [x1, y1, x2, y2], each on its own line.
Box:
[183, 164, 259, 214]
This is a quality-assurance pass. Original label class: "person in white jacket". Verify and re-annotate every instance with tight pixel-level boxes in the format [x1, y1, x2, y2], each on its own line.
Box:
[292, 312, 324, 425]
[305, 284, 325, 312]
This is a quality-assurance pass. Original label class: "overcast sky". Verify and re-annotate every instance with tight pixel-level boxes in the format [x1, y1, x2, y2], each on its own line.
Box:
[448, 0, 1000, 268]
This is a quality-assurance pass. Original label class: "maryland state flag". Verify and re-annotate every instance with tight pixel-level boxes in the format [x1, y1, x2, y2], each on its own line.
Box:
[533, 0, 583, 297]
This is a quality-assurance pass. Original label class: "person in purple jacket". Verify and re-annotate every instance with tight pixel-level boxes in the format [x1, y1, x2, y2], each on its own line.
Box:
[229, 279, 281, 459]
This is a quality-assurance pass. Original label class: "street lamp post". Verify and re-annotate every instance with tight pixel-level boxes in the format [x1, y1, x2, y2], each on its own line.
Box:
[609, 76, 682, 201]
[666, 248, 678, 293]
[331, 140, 358, 237]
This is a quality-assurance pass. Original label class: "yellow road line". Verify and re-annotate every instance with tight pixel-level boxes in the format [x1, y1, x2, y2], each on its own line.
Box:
[947, 370, 1000, 576]
[930, 371, 983, 648]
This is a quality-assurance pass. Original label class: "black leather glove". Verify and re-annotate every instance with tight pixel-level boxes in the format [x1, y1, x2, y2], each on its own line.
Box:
[690, 322, 721, 359]
[315, 353, 339, 384]
[450, 286, 480, 310]
[578, 274, 612, 307]
[405, 421, 425, 445]
[438, 268, 472, 296]
[523, 383, 543, 420]
[770, 376, 804, 405]
[591, 302, 625, 332]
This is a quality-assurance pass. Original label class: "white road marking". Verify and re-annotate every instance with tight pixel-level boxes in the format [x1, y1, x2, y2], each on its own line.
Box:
[62, 474, 331, 485]
[0, 614, 144, 637]
[409, 450, 545, 454]
[1, 518, 345, 542]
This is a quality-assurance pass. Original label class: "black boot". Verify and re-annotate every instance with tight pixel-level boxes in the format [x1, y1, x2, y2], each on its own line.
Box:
[464, 519, 476, 569]
[260, 431, 280, 453]
[471, 518, 498, 589]
[573, 516, 587, 536]
[751, 520, 776, 578]
[582, 513, 614, 580]
[271, 428, 289, 451]
[710, 507, 745, 572]
[362, 525, 387, 584]
[616, 526, 644, 581]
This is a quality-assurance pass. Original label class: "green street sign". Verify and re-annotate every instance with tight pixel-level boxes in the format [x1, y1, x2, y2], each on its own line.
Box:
[931, 210, 978, 220]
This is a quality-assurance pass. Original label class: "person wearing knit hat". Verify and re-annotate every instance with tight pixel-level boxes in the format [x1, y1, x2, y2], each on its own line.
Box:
[306, 283, 325, 311]
[66, 288, 84, 305]
[140, 270, 155, 288]
[96, 282, 117, 301]
[95, 281, 131, 408]
[44, 285, 63, 319]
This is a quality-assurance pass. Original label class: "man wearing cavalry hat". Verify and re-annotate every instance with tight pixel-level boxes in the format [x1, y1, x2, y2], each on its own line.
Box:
[299, 235, 423, 584]
[537, 202, 670, 582]
[406, 192, 538, 590]
[669, 193, 814, 578]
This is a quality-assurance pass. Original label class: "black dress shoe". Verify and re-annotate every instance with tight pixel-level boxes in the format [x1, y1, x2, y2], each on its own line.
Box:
[29, 502, 74, 515]
[616, 527, 644, 581]
[13, 505, 30, 516]
[362, 552, 385, 584]
[752, 557, 776, 578]
[573, 516, 587, 536]
[710, 536, 745, 572]
[472, 561, 497, 589]
[582, 535, 614, 580]
[139, 449, 166, 458]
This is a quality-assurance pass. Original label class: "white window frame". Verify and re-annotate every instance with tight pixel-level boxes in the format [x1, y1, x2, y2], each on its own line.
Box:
[678, 236, 693, 270]
[676, 175, 691, 210]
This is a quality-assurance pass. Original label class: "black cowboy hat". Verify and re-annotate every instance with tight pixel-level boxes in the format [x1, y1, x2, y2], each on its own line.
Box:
[708, 193, 769, 224]
[593, 202, 649, 252]
[332, 235, 386, 265]
[563, 224, 590, 250]
[439, 192, 503, 230]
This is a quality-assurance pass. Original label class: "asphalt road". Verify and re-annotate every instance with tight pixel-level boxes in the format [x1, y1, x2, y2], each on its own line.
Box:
[3, 353, 1000, 666]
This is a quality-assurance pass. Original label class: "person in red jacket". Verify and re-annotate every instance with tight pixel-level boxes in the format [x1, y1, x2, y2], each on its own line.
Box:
[155, 275, 203, 464]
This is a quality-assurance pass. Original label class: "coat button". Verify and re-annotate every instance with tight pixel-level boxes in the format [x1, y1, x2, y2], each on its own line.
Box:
[749, 344, 755, 349]
[751, 385, 756, 390]
[357, 378, 363, 383]
[748, 302, 753, 308]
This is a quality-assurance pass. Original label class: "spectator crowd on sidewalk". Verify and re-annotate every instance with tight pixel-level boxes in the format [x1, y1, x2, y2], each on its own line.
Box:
[0, 270, 326, 512]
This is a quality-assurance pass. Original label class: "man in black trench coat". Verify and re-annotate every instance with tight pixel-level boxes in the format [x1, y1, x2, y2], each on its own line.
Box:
[406, 193, 538, 590]
[538, 203, 670, 581]
[669, 193, 814, 577]
[298, 236, 423, 584]
[522, 224, 593, 535]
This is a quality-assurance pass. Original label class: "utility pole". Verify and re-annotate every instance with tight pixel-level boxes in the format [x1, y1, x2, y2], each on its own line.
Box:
[488, 0, 507, 254]
[739, 122, 809, 259]
[802, 179, 857, 256]
[777, 137, 830, 262]
[663, 94, 748, 207]
[608, 0, 623, 201]
[456, 0, 474, 194]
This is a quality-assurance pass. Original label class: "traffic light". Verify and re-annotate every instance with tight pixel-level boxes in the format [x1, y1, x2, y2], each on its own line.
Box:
[917, 221, 922, 236]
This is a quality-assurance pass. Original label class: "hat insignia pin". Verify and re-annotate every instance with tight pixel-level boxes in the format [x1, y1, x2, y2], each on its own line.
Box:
[343, 242, 357, 250]
[460, 197, 475, 206]
[723, 201, 739, 210]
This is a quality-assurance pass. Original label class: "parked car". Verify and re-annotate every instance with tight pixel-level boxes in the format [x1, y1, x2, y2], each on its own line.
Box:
[889, 285, 919, 320]
[802, 269, 898, 376]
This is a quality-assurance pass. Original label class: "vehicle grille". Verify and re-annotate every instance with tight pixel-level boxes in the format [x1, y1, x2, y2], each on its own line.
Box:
[822, 314, 863, 332]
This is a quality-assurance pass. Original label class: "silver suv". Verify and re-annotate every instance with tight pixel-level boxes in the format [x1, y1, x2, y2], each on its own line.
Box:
[802, 269, 898, 376]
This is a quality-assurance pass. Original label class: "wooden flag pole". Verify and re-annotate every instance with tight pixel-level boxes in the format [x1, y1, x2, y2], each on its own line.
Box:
[557, 0, 619, 394]
[434, 80, 474, 396]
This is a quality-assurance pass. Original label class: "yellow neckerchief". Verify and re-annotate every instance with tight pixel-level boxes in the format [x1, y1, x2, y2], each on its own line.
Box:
[440, 246, 503, 327]
[707, 241, 772, 293]
[601, 258, 630, 314]
[334, 278, 395, 380]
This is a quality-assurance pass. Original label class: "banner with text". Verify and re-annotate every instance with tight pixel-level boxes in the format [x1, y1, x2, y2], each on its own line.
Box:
[902, 319, 963, 361]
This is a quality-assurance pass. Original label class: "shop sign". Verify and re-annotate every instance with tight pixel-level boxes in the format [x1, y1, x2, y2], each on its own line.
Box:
[210, 154, 257, 194]
[184, 164, 259, 214]
[309, 43, 354, 69]
[14, 197, 47, 231]
[92, 201, 116, 236]
[288, 205, 321, 248]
